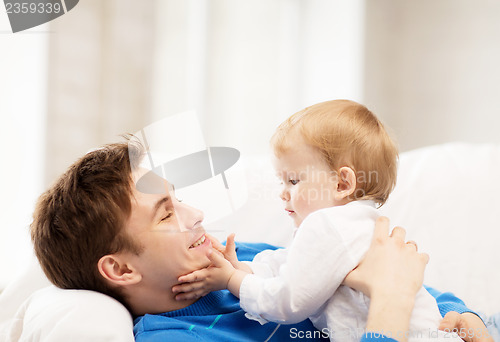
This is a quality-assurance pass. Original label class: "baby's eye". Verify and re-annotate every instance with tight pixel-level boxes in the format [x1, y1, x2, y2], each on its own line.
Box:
[289, 179, 299, 185]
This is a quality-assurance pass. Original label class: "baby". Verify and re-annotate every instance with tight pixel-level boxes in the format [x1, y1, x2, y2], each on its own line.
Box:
[173, 100, 464, 341]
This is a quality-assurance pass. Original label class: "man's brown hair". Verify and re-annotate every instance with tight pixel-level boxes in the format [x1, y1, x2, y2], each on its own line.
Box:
[31, 140, 144, 305]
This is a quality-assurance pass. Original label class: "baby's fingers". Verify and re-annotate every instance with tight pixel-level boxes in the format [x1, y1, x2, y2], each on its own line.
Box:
[172, 281, 200, 294]
[208, 248, 230, 267]
[177, 269, 207, 283]
[174, 287, 210, 301]
[172, 277, 211, 298]
[225, 233, 236, 254]
[206, 234, 225, 252]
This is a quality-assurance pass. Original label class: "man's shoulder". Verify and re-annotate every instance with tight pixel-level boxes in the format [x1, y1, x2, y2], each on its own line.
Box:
[132, 317, 201, 341]
[134, 314, 198, 341]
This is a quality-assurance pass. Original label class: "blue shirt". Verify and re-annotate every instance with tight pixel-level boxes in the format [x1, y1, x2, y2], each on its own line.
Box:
[134, 242, 476, 342]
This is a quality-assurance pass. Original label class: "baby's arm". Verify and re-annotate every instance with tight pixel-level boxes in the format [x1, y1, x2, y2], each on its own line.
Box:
[239, 212, 358, 324]
[172, 249, 248, 300]
[245, 247, 289, 278]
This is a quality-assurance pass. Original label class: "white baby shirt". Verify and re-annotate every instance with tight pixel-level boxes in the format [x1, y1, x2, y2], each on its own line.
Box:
[239, 201, 456, 342]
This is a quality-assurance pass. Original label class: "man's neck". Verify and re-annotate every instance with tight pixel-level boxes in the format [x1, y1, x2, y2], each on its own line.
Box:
[127, 285, 199, 317]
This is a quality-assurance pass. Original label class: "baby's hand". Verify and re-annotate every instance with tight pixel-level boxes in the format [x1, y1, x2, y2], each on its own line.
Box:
[439, 312, 493, 342]
[172, 249, 236, 301]
[207, 233, 252, 273]
[207, 233, 238, 267]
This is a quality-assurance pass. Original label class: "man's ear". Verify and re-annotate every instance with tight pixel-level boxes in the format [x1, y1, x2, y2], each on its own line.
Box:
[98, 254, 142, 286]
[335, 167, 356, 200]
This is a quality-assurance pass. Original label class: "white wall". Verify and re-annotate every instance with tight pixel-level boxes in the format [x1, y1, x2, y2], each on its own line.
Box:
[0, 13, 48, 288]
[151, 0, 366, 156]
[364, 0, 500, 152]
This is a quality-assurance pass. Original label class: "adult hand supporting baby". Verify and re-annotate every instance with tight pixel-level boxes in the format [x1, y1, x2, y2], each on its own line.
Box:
[343, 216, 429, 342]
[439, 312, 494, 342]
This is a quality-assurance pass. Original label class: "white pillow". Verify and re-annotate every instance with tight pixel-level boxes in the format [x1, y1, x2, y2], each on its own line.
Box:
[3, 286, 134, 342]
[381, 142, 500, 315]
[0, 254, 50, 329]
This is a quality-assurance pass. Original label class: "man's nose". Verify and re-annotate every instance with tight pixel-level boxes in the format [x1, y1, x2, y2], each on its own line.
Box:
[176, 201, 204, 231]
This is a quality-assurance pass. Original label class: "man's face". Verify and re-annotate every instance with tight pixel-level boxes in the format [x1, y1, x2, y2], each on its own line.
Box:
[124, 169, 212, 293]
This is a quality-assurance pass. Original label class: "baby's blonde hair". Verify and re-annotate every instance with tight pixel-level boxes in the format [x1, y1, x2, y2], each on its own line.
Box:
[271, 100, 398, 206]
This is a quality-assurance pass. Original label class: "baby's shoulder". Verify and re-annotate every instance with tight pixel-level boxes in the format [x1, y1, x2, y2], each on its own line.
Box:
[302, 201, 378, 227]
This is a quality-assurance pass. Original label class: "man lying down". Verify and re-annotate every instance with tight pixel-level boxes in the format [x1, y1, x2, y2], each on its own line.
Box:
[29, 140, 490, 342]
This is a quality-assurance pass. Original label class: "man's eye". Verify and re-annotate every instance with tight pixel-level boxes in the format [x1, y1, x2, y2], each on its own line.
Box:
[160, 212, 173, 222]
[289, 179, 299, 185]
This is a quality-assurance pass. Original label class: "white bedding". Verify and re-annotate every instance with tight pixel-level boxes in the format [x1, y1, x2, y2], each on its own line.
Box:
[5, 286, 134, 342]
[0, 142, 499, 341]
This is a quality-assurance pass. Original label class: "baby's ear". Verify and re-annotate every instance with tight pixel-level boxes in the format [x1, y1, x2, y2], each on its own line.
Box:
[335, 167, 356, 200]
[98, 253, 142, 286]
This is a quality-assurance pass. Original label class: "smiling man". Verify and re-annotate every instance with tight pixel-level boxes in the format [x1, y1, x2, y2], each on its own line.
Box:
[30, 141, 328, 341]
[30, 140, 481, 342]
[101, 169, 212, 316]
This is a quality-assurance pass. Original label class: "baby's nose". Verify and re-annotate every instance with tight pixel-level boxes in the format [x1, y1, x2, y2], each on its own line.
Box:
[279, 188, 290, 201]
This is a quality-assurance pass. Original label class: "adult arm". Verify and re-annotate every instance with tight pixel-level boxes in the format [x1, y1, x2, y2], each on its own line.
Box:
[347, 228, 491, 342]
[343, 217, 429, 342]
[426, 287, 493, 342]
[424, 286, 474, 317]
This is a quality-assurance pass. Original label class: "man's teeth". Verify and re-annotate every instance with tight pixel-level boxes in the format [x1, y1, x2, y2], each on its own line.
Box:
[190, 235, 206, 248]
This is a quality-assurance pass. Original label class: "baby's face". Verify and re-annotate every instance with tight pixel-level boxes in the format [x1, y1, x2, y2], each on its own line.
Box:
[273, 143, 341, 227]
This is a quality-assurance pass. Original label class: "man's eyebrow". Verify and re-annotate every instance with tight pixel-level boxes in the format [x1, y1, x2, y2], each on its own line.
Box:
[152, 196, 170, 221]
